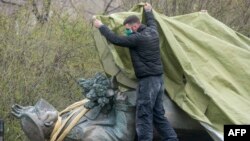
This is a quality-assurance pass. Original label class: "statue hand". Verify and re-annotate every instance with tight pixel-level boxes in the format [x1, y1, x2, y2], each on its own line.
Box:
[11, 104, 26, 118]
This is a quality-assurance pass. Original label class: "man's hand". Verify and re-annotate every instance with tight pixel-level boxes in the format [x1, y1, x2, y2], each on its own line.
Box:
[144, 2, 152, 12]
[92, 16, 103, 28]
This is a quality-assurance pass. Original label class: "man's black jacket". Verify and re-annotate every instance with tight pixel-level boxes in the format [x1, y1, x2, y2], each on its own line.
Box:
[99, 11, 163, 78]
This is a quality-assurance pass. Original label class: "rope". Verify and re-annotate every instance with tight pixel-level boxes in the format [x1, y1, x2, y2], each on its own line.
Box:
[50, 99, 89, 141]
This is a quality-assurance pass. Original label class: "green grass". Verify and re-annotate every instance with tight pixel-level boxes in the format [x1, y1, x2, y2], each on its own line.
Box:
[0, 8, 102, 141]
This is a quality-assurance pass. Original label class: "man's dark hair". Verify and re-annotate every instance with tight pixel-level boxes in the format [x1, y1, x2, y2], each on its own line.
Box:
[123, 15, 140, 25]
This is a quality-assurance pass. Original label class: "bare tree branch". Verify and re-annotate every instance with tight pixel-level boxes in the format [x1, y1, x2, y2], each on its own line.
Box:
[172, 0, 176, 15]
[32, 0, 51, 24]
[43, 0, 51, 21]
[106, 5, 121, 13]
[84, 9, 96, 15]
[0, 0, 23, 6]
[69, 0, 81, 16]
[32, 0, 40, 21]
[242, 0, 250, 24]
[103, 0, 114, 14]
[164, 0, 169, 15]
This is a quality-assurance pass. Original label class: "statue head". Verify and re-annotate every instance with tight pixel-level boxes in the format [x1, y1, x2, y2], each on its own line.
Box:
[11, 99, 58, 141]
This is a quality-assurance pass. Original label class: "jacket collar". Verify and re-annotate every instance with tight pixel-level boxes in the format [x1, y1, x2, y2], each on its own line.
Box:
[137, 24, 146, 32]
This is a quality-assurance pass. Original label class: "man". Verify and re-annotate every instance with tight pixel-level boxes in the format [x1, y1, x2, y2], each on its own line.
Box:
[93, 3, 178, 141]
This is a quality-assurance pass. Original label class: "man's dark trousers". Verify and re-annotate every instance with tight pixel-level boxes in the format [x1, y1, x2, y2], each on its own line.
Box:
[136, 75, 178, 141]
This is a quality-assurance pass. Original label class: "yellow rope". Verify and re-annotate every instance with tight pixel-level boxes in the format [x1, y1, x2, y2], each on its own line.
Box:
[60, 99, 89, 115]
[57, 107, 88, 140]
[50, 116, 62, 137]
[50, 99, 89, 141]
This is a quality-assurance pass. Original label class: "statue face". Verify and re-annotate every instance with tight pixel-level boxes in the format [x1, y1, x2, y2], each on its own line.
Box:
[12, 99, 58, 141]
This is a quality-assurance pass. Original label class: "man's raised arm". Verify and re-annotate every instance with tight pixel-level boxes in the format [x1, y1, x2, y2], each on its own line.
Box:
[144, 3, 157, 30]
[93, 18, 137, 48]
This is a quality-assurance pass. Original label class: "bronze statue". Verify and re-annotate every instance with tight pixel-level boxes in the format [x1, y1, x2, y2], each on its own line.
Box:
[11, 73, 136, 141]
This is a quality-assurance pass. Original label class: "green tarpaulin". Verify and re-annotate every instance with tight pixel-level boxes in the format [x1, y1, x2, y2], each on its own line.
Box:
[93, 3, 250, 138]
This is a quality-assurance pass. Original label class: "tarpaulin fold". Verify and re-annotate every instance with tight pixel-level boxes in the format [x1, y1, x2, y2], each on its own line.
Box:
[93, 3, 250, 139]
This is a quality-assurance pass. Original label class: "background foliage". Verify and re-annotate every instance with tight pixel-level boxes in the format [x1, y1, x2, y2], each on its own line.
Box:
[0, 3, 102, 141]
[0, 0, 249, 140]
